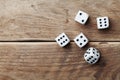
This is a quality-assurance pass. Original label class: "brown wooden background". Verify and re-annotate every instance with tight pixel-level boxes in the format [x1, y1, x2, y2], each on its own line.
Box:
[0, 0, 119, 80]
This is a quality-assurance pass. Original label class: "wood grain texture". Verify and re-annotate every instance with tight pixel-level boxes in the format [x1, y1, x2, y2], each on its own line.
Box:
[0, 0, 119, 80]
[0, 42, 119, 80]
[0, 0, 119, 41]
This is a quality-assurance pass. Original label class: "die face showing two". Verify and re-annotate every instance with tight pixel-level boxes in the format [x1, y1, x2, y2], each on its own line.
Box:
[97, 17, 109, 29]
[84, 47, 100, 64]
[55, 33, 70, 47]
[75, 10, 109, 29]
[74, 33, 89, 48]
[75, 10, 89, 24]
[55, 11, 104, 65]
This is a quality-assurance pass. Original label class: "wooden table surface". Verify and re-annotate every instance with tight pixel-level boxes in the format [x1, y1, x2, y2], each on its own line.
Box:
[0, 0, 119, 80]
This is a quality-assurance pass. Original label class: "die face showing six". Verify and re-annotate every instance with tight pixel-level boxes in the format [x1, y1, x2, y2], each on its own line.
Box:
[74, 33, 89, 48]
[97, 16, 109, 29]
[55, 33, 70, 47]
[75, 10, 89, 24]
[84, 47, 100, 64]
[55, 11, 105, 64]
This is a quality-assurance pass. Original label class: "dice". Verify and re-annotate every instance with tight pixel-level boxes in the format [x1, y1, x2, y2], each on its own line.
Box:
[55, 33, 70, 47]
[84, 47, 100, 64]
[74, 33, 89, 48]
[75, 10, 89, 24]
[97, 16, 109, 29]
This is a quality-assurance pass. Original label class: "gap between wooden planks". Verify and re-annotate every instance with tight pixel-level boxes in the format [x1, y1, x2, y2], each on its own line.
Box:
[0, 0, 119, 80]
[0, 42, 119, 80]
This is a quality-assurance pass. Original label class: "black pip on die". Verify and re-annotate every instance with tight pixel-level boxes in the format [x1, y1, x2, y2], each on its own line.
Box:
[84, 47, 100, 64]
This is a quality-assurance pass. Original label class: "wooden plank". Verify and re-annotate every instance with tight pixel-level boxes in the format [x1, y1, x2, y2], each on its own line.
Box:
[0, 0, 119, 41]
[0, 42, 119, 80]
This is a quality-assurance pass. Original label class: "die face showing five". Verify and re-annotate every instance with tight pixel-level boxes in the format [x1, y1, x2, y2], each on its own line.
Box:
[75, 10, 89, 24]
[74, 33, 89, 48]
[97, 16, 109, 29]
[55, 33, 70, 47]
[84, 47, 100, 64]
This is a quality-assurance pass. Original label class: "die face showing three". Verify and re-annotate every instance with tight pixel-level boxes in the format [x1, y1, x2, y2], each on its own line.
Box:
[74, 33, 89, 48]
[84, 47, 100, 64]
[55, 33, 70, 47]
[75, 10, 89, 24]
[97, 16, 109, 29]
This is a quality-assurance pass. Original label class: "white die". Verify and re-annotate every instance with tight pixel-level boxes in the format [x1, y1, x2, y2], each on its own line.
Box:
[55, 33, 70, 47]
[97, 16, 109, 29]
[74, 33, 89, 48]
[75, 10, 89, 24]
[84, 47, 100, 64]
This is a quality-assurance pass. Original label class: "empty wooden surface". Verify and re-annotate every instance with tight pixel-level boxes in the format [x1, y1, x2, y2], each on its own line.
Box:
[0, 0, 119, 80]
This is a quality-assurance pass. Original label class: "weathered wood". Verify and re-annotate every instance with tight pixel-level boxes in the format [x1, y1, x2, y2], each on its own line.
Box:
[0, 0, 119, 41]
[0, 0, 119, 80]
[0, 42, 119, 80]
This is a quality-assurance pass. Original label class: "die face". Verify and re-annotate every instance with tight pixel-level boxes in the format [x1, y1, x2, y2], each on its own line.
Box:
[97, 17, 109, 29]
[75, 10, 89, 24]
[55, 33, 70, 47]
[84, 47, 100, 64]
[92, 48, 100, 58]
[74, 33, 89, 48]
[84, 53, 98, 64]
